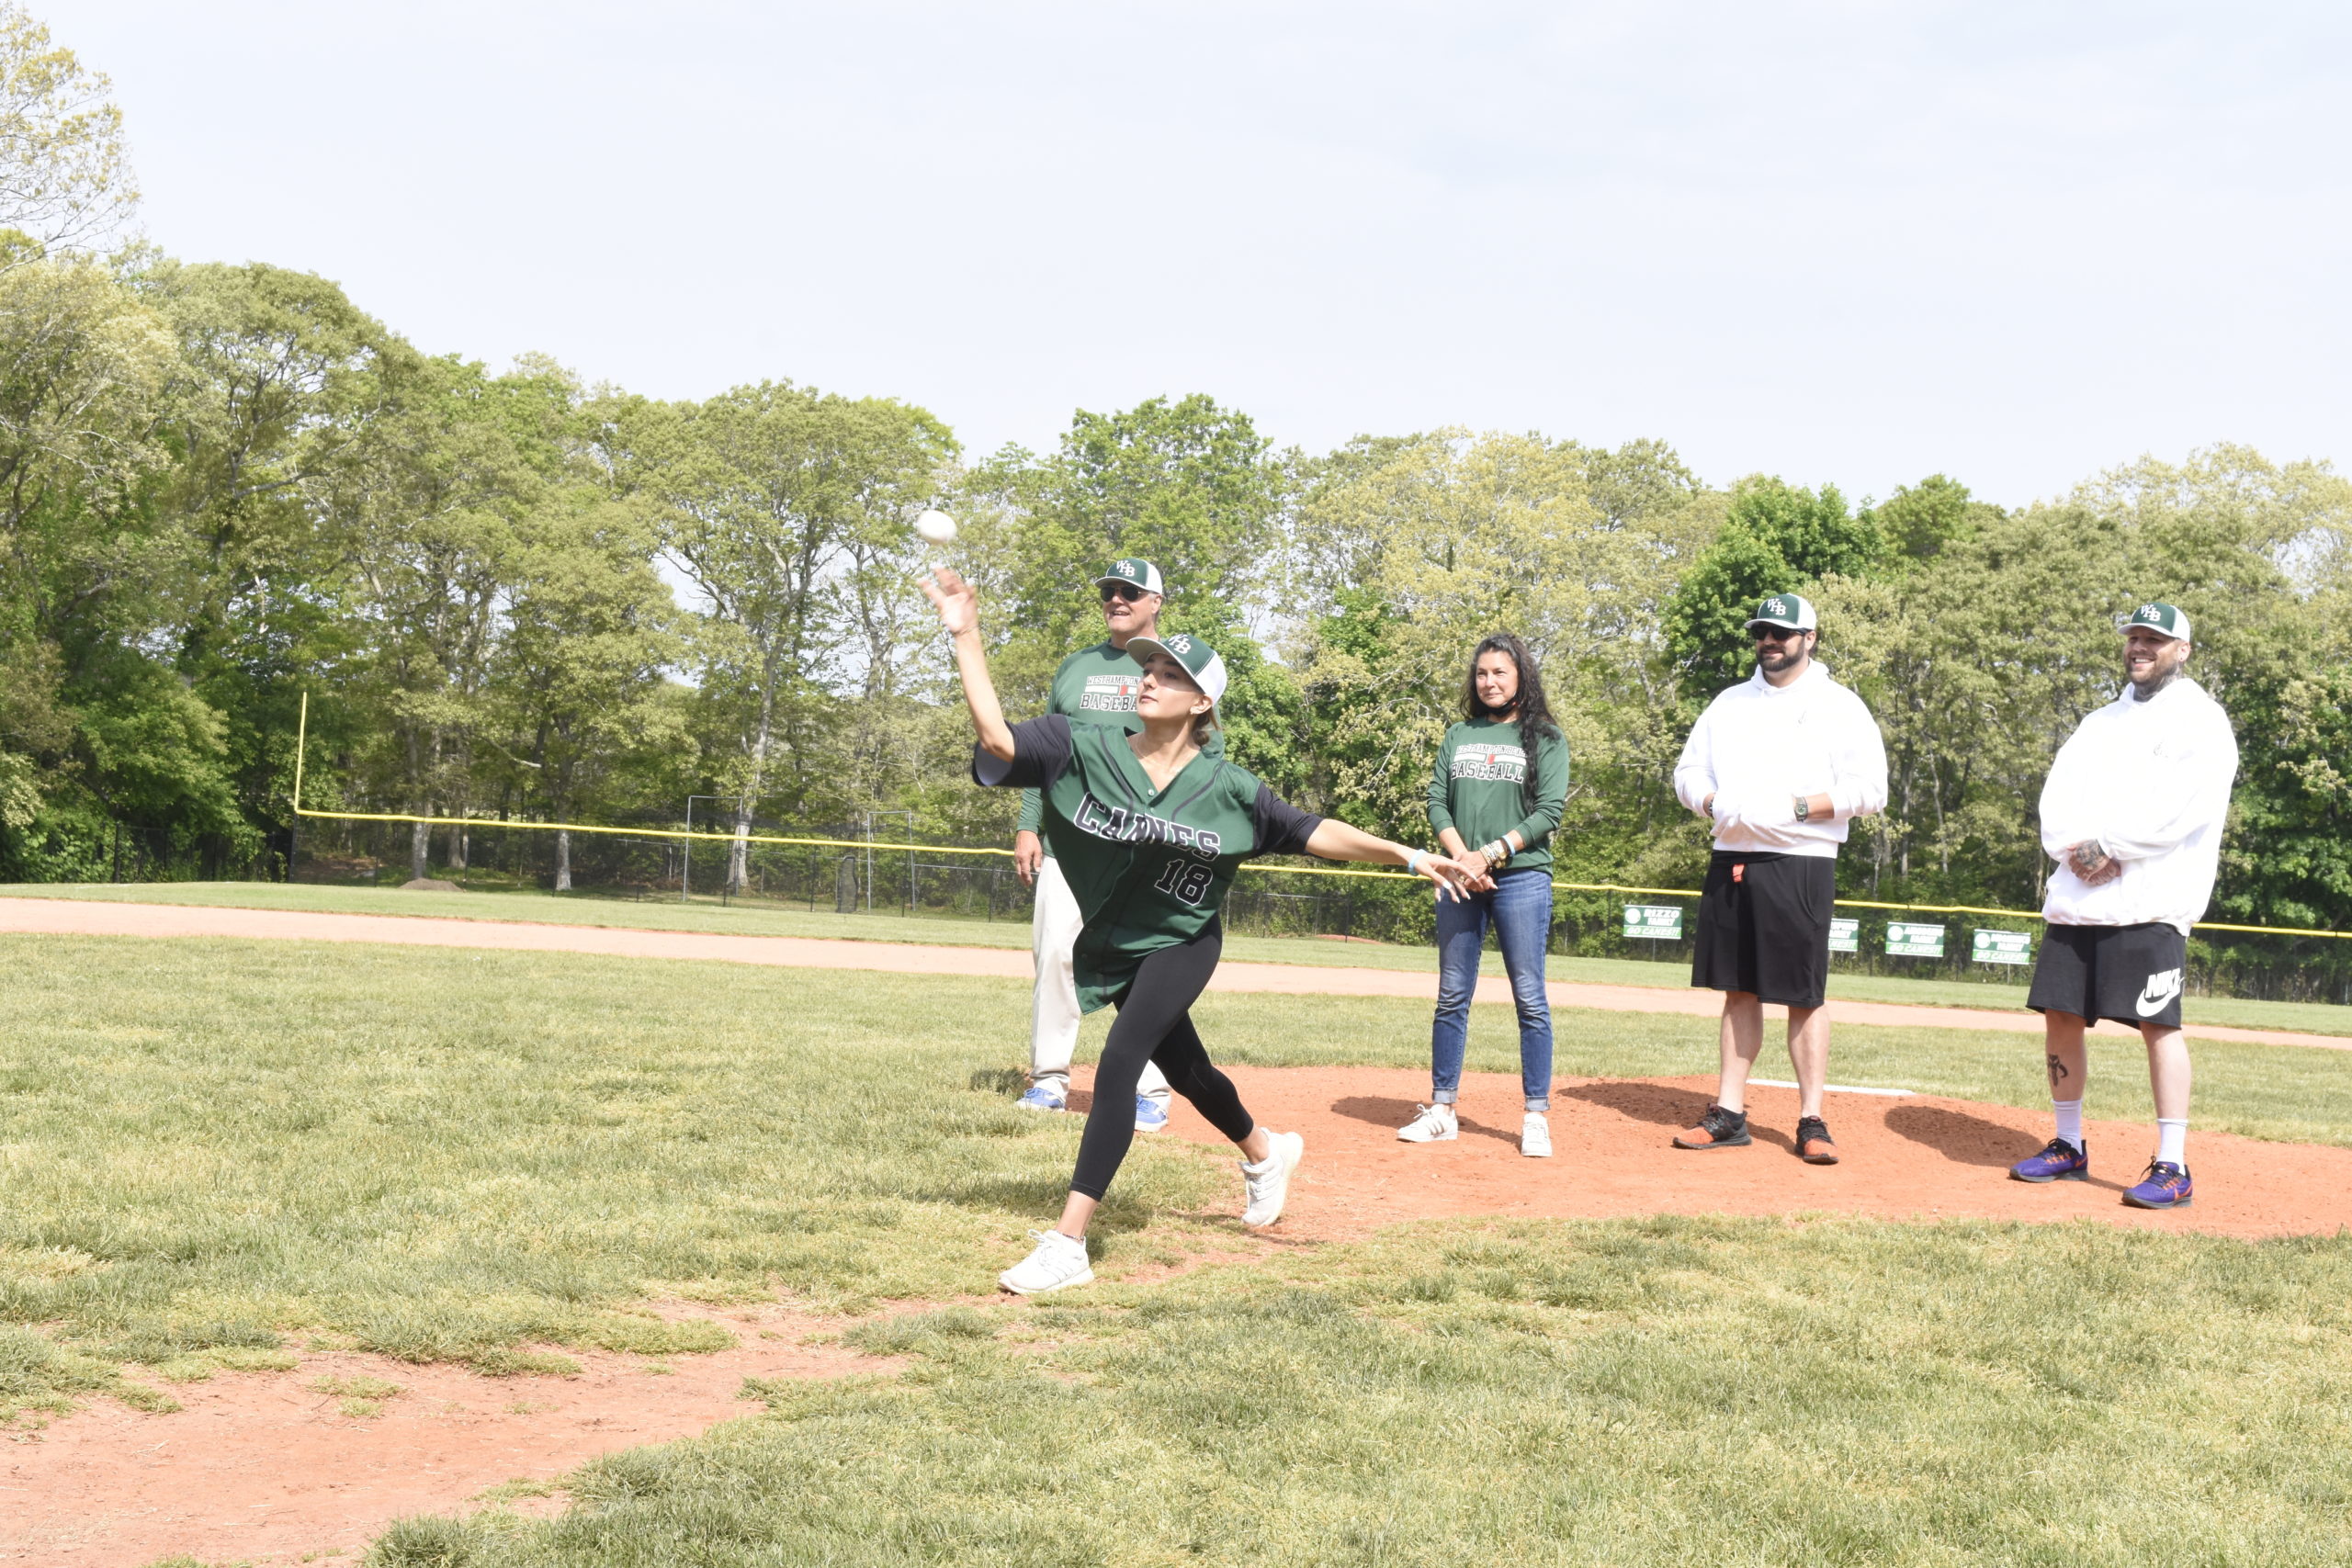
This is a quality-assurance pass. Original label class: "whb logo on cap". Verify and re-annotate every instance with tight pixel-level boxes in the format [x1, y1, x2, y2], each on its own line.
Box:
[1094, 558, 1166, 595]
[2126, 602, 2191, 641]
[1743, 592, 1817, 632]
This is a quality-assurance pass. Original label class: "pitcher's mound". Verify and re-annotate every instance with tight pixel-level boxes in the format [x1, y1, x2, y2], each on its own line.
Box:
[1101, 1066, 2350, 1243]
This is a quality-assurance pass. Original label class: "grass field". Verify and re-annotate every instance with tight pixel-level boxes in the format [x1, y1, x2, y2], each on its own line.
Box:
[6, 932, 2352, 1564]
[399, 1220, 2352, 1567]
[9, 879, 2351, 1037]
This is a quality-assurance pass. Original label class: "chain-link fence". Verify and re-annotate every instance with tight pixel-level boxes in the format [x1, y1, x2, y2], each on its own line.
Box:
[289, 818, 1044, 924]
[288, 816, 2352, 1004]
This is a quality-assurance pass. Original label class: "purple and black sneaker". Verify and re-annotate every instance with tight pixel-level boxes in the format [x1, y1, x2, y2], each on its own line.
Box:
[2008, 1138, 2088, 1184]
[2122, 1160, 2193, 1210]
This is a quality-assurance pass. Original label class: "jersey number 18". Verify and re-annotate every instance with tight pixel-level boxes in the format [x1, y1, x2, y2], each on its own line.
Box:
[1152, 857, 1214, 905]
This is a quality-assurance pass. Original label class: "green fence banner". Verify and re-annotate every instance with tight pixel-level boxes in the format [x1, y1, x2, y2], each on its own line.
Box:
[1972, 928, 2033, 965]
[1828, 917, 1860, 953]
[1886, 921, 1948, 958]
[1623, 905, 1685, 941]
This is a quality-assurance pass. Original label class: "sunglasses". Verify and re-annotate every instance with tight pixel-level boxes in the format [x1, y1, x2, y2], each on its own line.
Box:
[1100, 583, 1147, 603]
[1751, 626, 1804, 643]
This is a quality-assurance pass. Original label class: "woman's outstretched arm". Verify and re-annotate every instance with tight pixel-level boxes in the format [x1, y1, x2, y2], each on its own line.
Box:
[1303, 817, 1480, 901]
[921, 568, 1013, 761]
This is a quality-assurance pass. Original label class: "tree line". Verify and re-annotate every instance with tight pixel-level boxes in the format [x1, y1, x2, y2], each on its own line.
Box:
[2, 7, 2349, 931]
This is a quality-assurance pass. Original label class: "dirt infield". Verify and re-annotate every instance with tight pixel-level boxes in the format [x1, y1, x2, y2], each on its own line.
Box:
[2, 896, 2344, 1050]
[1142, 1065, 2352, 1242]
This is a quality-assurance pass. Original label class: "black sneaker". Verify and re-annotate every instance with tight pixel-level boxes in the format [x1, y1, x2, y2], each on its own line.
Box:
[1795, 1115, 1839, 1165]
[1673, 1103, 1751, 1150]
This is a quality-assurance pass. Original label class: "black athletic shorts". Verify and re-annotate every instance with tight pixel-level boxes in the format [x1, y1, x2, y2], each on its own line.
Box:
[2027, 922, 2188, 1031]
[1690, 852, 1836, 1010]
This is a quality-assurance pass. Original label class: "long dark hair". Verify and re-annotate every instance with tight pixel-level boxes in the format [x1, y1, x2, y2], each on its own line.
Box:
[1460, 632, 1561, 816]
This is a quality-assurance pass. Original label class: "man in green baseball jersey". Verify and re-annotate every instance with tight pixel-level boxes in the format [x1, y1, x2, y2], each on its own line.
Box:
[1013, 558, 1215, 1133]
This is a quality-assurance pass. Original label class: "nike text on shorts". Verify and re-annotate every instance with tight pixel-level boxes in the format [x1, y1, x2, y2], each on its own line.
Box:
[2026, 921, 2188, 1032]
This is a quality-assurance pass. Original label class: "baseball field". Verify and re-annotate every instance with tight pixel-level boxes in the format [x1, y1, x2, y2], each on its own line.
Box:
[3, 889, 2350, 1565]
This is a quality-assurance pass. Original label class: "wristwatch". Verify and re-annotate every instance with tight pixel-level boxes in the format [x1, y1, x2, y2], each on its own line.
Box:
[1793, 795, 1811, 823]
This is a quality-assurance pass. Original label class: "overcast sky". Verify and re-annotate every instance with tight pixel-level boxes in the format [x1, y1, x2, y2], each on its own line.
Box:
[62, 1, 2352, 507]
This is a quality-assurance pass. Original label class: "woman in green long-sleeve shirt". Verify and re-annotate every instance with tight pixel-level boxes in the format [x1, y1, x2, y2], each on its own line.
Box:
[1400, 632, 1570, 1157]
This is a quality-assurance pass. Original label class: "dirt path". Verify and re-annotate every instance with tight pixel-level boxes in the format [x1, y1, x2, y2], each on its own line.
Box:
[2, 897, 2343, 1050]
[7, 1059, 2346, 1565]
[0, 1303, 876, 1566]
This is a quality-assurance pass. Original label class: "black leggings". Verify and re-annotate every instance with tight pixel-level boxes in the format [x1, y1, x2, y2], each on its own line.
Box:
[1069, 924, 1256, 1201]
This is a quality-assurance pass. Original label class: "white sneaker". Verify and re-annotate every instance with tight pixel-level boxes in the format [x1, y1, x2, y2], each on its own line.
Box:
[1240, 1131, 1304, 1227]
[997, 1230, 1092, 1295]
[1397, 1103, 1458, 1143]
[1521, 1111, 1553, 1158]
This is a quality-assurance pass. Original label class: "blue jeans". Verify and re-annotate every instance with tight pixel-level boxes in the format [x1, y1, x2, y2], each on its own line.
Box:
[1430, 867, 1554, 1111]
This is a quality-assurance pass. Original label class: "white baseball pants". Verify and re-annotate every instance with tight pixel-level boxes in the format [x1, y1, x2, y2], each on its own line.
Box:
[1031, 855, 1171, 1109]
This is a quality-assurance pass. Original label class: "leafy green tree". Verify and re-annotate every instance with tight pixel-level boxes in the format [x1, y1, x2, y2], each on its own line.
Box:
[1664, 477, 1879, 700]
[0, 256, 186, 878]
[493, 489, 684, 889]
[613, 381, 954, 889]
[0, 5, 137, 254]
[1862, 473, 1996, 566]
[977, 394, 1281, 646]
[334, 356, 563, 880]
[1288, 432, 1707, 875]
[139, 259, 409, 873]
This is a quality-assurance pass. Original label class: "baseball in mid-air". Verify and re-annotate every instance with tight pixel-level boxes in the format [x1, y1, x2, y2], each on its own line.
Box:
[913, 509, 958, 545]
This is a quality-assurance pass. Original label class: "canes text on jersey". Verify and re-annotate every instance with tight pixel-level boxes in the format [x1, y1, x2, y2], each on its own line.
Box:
[1070, 792, 1221, 860]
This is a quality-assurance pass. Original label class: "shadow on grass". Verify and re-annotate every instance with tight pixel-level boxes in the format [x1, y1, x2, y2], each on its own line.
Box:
[968, 1067, 1028, 1097]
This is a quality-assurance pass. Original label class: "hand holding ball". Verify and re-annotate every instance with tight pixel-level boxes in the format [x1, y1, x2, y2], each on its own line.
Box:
[913, 510, 958, 546]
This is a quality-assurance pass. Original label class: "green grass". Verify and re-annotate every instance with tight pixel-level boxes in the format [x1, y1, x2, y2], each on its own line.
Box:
[3, 933, 2350, 1563]
[2, 931, 2347, 1425]
[10, 880, 2351, 1036]
[399, 1217, 2352, 1567]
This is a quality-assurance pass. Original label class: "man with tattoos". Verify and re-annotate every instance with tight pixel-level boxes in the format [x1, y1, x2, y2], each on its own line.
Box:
[2010, 604, 2239, 1209]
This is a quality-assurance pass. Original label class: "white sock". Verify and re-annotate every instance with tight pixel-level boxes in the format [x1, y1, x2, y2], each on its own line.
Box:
[2156, 1119, 2188, 1167]
[2052, 1100, 2084, 1151]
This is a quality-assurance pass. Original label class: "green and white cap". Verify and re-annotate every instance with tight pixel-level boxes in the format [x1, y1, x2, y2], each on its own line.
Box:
[2125, 602, 2191, 641]
[1744, 592, 1817, 632]
[1125, 630, 1227, 707]
[1095, 558, 1165, 595]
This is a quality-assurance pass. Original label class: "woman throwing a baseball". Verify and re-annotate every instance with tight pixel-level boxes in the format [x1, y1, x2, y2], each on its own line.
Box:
[923, 568, 1476, 1295]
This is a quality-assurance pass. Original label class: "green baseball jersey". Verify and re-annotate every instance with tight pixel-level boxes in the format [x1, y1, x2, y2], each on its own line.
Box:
[978, 716, 1321, 1013]
[1425, 718, 1569, 872]
[1015, 640, 1224, 844]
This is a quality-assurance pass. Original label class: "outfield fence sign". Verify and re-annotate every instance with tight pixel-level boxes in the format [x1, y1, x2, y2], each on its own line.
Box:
[1972, 928, 2033, 965]
[1623, 905, 1684, 941]
[1828, 917, 1860, 953]
[1885, 921, 1948, 958]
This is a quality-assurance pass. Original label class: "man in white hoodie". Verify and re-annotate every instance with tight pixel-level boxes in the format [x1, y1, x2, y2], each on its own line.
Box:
[1669, 592, 1888, 1162]
[2008, 603, 2238, 1211]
